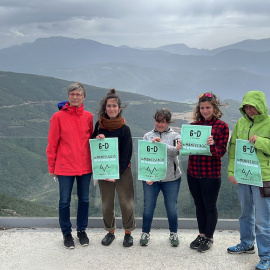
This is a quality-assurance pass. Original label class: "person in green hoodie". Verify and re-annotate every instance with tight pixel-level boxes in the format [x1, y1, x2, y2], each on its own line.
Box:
[227, 91, 270, 270]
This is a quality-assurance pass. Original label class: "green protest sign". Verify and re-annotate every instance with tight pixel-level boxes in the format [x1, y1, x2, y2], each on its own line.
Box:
[180, 125, 212, 156]
[138, 140, 167, 181]
[89, 138, 119, 180]
[234, 139, 262, 187]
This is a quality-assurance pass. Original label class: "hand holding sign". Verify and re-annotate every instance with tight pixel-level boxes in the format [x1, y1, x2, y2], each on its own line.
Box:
[146, 180, 154, 185]
[249, 135, 257, 144]
[207, 135, 215, 146]
[176, 139, 182, 151]
[152, 137, 162, 143]
[105, 178, 116, 182]
[229, 175, 238, 184]
[96, 134, 105, 139]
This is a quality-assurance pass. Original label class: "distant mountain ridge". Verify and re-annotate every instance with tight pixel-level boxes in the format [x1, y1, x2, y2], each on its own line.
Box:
[0, 36, 269, 103]
[152, 38, 270, 55]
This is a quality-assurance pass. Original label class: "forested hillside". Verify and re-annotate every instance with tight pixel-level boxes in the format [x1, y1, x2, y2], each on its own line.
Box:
[0, 71, 242, 219]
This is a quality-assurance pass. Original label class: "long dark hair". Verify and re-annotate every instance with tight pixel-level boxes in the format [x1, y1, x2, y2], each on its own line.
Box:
[97, 89, 122, 119]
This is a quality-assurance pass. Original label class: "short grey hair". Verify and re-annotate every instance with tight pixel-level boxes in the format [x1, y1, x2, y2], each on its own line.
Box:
[67, 82, 86, 97]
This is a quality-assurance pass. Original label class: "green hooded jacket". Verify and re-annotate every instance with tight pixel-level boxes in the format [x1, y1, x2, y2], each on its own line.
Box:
[228, 91, 270, 181]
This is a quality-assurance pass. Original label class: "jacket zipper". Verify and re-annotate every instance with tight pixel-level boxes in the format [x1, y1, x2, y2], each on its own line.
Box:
[247, 121, 254, 140]
[158, 131, 178, 177]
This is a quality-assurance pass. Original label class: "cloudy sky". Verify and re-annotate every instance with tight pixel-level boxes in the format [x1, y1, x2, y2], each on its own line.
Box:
[1, 0, 270, 50]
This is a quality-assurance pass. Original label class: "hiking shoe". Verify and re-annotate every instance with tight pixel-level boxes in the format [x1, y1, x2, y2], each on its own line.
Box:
[190, 235, 205, 249]
[256, 260, 270, 270]
[101, 232, 115, 246]
[197, 238, 213, 253]
[227, 244, 255, 254]
[63, 233, 75, 249]
[123, 233, 133, 247]
[169, 232, 179, 247]
[77, 231, 89, 246]
[140, 232, 150, 246]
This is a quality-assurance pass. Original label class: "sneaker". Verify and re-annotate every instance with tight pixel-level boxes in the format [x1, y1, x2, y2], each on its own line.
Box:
[63, 233, 75, 249]
[101, 232, 115, 246]
[77, 231, 89, 246]
[256, 260, 270, 270]
[227, 244, 255, 254]
[140, 232, 150, 246]
[197, 238, 213, 253]
[123, 233, 133, 247]
[169, 232, 179, 247]
[190, 235, 205, 249]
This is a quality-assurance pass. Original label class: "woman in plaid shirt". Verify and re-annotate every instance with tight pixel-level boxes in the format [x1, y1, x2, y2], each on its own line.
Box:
[187, 92, 229, 252]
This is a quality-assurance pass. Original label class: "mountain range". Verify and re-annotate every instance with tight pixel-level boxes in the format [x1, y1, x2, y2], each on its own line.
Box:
[0, 36, 269, 103]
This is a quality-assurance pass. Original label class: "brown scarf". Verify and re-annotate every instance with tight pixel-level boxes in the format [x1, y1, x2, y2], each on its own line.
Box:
[99, 115, 126, 131]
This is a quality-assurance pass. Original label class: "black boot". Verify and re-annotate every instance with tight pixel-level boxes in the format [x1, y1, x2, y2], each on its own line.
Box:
[101, 232, 115, 246]
[123, 233, 133, 247]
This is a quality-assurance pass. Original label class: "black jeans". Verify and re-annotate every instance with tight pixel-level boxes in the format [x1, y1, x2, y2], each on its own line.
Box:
[187, 174, 221, 239]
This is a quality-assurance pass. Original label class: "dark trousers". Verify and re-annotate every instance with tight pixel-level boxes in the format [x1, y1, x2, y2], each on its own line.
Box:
[187, 174, 221, 238]
[58, 173, 91, 236]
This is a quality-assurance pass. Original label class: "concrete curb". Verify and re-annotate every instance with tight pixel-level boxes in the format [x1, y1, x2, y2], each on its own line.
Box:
[0, 217, 239, 230]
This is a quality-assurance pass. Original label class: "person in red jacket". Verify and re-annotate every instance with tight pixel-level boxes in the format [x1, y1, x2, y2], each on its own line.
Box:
[46, 82, 93, 249]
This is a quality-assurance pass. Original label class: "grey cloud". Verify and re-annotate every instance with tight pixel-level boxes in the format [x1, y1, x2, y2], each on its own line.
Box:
[0, 0, 270, 50]
[0, 0, 130, 26]
[37, 25, 49, 30]
[1, 0, 270, 27]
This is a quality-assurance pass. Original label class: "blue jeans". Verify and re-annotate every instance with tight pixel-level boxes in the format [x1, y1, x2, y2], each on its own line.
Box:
[238, 184, 270, 260]
[142, 178, 181, 234]
[58, 173, 91, 236]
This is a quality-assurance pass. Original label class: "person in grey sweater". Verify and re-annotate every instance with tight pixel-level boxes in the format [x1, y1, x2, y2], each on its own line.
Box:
[140, 108, 182, 247]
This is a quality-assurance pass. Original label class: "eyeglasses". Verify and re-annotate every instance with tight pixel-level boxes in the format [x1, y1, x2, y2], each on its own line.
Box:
[243, 105, 256, 111]
[69, 93, 83, 97]
[199, 93, 212, 99]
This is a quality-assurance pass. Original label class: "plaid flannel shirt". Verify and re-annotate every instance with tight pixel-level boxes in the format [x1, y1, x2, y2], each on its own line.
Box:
[187, 118, 229, 178]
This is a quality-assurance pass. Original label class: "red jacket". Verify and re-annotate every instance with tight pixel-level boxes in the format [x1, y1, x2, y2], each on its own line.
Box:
[46, 103, 93, 176]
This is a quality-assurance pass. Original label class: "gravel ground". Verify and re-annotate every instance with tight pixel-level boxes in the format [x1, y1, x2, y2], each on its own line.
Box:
[0, 228, 259, 270]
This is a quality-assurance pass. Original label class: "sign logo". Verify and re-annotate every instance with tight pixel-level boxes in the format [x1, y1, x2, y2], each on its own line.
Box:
[242, 169, 252, 177]
[100, 164, 110, 172]
[146, 167, 158, 174]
